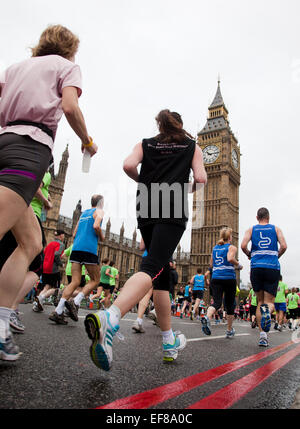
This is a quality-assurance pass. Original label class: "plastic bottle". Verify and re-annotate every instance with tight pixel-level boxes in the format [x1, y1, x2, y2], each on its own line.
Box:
[82, 149, 91, 173]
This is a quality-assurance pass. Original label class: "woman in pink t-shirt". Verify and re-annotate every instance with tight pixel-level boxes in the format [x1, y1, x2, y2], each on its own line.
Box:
[0, 25, 97, 360]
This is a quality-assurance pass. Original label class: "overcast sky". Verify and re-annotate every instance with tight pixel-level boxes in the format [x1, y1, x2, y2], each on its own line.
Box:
[1, 0, 300, 287]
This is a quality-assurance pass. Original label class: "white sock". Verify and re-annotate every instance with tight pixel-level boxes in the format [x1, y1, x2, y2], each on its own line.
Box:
[136, 317, 143, 325]
[260, 331, 267, 338]
[56, 298, 66, 315]
[74, 292, 85, 306]
[106, 304, 121, 327]
[39, 294, 46, 304]
[162, 329, 175, 344]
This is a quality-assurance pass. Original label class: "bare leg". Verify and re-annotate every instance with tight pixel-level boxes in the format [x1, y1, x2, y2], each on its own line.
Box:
[62, 263, 81, 300]
[12, 271, 39, 310]
[153, 289, 171, 331]
[137, 288, 153, 319]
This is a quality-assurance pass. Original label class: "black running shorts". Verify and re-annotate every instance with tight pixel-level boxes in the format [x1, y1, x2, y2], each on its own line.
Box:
[0, 133, 51, 205]
[192, 290, 204, 300]
[250, 268, 280, 297]
[70, 250, 99, 265]
[42, 272, 61, 288]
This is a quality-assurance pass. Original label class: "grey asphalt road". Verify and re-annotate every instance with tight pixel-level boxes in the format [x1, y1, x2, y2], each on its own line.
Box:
[0, 303, 299, 410]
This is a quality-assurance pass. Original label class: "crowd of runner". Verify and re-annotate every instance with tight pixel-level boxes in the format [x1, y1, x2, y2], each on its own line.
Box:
[0, 24, 298, 371]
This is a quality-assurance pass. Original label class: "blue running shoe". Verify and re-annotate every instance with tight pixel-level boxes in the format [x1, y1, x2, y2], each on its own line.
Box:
[226, 328, 235, 338]
[201, 316, 211, 336]
[260, 304, 271, 332]
[163, 331, 187, 362]
[84, 310, 120, 371]
[258, 336, 269, 347]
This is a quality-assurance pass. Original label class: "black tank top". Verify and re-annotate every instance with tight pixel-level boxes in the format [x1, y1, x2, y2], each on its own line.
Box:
[136, 136, 196, 228]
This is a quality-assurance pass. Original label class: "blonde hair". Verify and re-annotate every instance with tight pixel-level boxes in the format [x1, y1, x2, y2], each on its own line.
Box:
[31, 25, 79, 60]
[217, 227, 232, 245]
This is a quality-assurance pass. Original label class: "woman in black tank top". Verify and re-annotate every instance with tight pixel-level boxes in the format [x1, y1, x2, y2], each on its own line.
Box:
[90, 110, 207, 366]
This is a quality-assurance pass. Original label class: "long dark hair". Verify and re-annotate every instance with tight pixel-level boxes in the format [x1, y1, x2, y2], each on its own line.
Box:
[155, 109, 194, 143]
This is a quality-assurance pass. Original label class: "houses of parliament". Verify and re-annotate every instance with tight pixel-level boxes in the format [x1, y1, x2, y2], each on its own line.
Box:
[42, 82, 240, 292]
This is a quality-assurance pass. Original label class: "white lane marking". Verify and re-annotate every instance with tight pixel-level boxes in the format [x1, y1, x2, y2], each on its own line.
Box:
[187, 333, 250, 342]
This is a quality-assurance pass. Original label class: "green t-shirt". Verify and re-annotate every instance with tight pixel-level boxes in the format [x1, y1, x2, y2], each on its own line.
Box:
[30, 172, 51, 218]
[100, 265, 110, 284]
[287, 293, 299, 310]
[249, 289, 257, 306]
[275, 281, 289, 303]
[109, 267, 119, 286]
[64, 245, 86, 276]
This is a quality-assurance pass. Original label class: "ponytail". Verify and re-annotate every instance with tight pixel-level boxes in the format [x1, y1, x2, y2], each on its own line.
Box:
[217, 227, 232, 245]
[155, 109, 194, 143]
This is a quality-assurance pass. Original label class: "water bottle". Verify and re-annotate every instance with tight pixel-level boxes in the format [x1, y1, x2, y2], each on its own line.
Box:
[82, 149, 91, 173]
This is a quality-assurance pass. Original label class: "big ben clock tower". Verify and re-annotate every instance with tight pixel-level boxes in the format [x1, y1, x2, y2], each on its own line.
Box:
[190, 80, 241, 272]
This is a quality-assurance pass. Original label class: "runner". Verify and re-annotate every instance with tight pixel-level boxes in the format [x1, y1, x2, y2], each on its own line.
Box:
[274, 275, 289, 332]
[104, 261, 119, 309]
[286, 288, 299, 331]
[90, 258, 110, 305]
[49, 194, 104, 324]
[33, 230, 65, 312]
[180, 282, 192, 319]
[241, 207, 287, 347]
[201, 227, 242, 338]
[0, 24, 97, 361]
[190, 268, 205, 320]
[248, 286, 258, 328]
[84, 109, 207, 369]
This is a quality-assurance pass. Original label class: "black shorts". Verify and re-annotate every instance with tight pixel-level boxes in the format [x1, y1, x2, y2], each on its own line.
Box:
[67, 275, 86, 287]
[210, 278, 236, 315]
[42, 272, 61, 288]
[70, 250, 99, 265]
[250, 268, 280, 297]
[102, 284, 115, 294]
[193, 290, 204, 300]
[139, 223, 185, 291]
[288, 308, 298, 320]
[250, 305, 257, 317]
[0, 133, 52, 205]
[184, 296, 191, 303]
[0, 215, 45, 277]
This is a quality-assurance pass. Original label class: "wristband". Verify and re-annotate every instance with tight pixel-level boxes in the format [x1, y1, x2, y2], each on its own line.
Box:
[83, 138, 93, 148]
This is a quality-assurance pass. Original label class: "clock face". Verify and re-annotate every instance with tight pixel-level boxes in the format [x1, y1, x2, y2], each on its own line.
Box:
[202, 145, 220, 164]
[231, 148, 238, 169]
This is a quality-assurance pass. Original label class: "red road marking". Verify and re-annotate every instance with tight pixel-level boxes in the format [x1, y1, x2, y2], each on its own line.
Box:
[188, 344, 300, 409]
[97, 340, 294, 409]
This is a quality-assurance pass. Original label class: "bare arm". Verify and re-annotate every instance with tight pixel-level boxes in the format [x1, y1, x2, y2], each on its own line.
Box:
[93, 208, 105, 241]
[276, 227, 287, 258]
[72, 221, 79, 240]
[62, 86, 97, 156]
[241, 227, 252, 259]
[123, 142, 143, 182]
[227, 245, 242, 269]
[139, 238, 146, 251]
[35, 185, 52, 210]
[191, 145, 207, 192]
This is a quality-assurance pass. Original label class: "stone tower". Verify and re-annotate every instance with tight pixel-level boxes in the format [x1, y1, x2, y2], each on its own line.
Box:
[190, 81, 241, 271]
[43, 145, 69, 243]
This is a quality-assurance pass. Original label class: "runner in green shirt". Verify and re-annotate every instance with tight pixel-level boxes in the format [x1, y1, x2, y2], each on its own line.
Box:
[248, 287, 257, 328]
[274, 276, 289, 331]
[103, 261, 119, 308]
[90, 258, 110, 308]
[286, 288, 299, 331]
[63, 244, 86, 282]
[31, 171, 52, 219]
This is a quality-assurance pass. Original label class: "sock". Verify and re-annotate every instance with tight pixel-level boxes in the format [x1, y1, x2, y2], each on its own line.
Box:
[55, 298, 66, 315]
[162, 329, 175, 344]
[260, 331, 267, 338]
[74, 292, 84, 306]
[0, 307, 12, 339]
[136, 317, 143, 325]
[107, 304, 121, 327]
[39, 294, 45, 304]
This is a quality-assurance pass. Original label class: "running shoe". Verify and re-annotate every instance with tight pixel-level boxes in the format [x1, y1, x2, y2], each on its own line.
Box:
[65, 299, 79, 322]
[53, 289, 63, 308]
[201, 316, 211, 336]
[163, 331, 187, 362]
[180, 313, 183, 319]
[251, 320, 257, 329]
[0, 334, 22, 361]
[49, 311, 68, 325]
[274, 322, 278, 330]
[132, 320, 145, 333]
[148, 309, 157, 324]
[9, 311, 25, 333]
[190, 312, 194, 321]
[260, 304, 271, 332]
[288, 322, 292, 330]
[258, 336, 269, 347]
[34, 297, 44, 312]
[278, 325, 283, 332]
[226, 328, 235, 338]
[84, 310, 120, 371]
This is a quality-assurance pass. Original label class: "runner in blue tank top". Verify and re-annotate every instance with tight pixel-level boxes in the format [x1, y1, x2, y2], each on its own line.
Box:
[241, 207, 287, 347]
[201, 227, 242, 338]
[190, 268, 205, 320]
[49, 194, 105, 324]
[180, 282, 192, 319]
